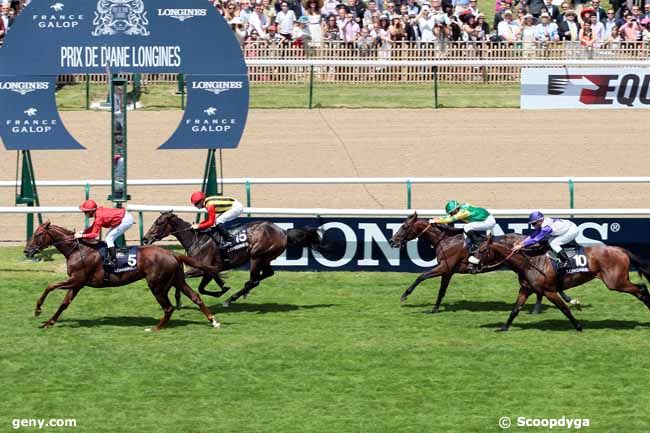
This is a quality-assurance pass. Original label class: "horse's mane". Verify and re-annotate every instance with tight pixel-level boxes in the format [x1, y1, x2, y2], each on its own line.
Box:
[49, 224, 74, 235]
[433, 223, 465, 236]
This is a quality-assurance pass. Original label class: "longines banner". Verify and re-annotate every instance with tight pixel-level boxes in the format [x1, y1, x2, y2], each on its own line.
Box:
[521, 68, 650, 110]
[260, 217, 650, 272]
[0, 0, 249, 150]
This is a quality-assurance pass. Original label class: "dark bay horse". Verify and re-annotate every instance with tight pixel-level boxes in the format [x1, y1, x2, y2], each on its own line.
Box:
[143, 212, 325, 307]
[478, 234, 650, 331]
[388, 212, 510, 312]
[24, 221, 221, 331]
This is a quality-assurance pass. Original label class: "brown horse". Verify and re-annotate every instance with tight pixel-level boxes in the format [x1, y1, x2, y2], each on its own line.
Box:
[389, 212, 511, 312]
[143, 212, 325, 307]
[24, 221, 221, 331]
[478, 234, 650, 331]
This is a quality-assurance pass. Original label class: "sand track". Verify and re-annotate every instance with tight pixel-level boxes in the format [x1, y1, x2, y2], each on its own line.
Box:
[1, 109, 648, 242]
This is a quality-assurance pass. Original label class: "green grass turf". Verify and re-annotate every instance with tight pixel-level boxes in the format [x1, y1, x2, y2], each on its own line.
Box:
[2, 246, 649, 433]
[55, 83, 520, 110]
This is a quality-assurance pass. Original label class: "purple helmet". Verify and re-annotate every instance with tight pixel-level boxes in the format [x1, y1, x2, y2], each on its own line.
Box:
[528, 211, 545, 224]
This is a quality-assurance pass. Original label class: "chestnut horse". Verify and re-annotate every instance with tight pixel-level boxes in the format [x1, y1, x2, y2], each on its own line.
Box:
[24, 221, 221, 331]
[143, 212, 325, 307]
[478, 234, 650, 331]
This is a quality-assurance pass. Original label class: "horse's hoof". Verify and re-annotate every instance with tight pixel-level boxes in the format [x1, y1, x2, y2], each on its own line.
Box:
[529, 306, 542, 315]
[496, 326, 509, 332]
[575, 324, 583, 332]
[222, 300, 231, 308]
[211, 319, 221, 329]
[34, 309, 42, 317]
[40, 321, 53, 329]
[431, 307, 440, 314]
[399, 297, 407, 305]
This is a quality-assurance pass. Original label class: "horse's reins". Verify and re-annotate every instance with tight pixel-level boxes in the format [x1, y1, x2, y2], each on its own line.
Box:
[480, 248, 518, 271]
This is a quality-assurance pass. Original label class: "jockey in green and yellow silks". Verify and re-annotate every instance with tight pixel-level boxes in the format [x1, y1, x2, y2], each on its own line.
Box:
[429, 200, 496, 265]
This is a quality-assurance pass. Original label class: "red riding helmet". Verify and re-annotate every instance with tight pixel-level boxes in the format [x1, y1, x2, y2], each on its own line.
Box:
[190, 191, 205, 205]
[79, 199, 98, 212]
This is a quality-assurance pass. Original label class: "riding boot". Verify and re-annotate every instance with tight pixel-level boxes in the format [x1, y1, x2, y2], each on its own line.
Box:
[557, 248, 571, 269]
[215, 223, 233, 247]
[108, 246, 117, 267]
[465, 231, 482, 266]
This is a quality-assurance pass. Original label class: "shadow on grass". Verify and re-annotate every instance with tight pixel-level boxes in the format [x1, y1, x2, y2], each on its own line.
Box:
[59, 315, 221, 329]
[0, 268, 58, 273]
[480, 319, 650, 332]
[402, 300, 592, 314]
[211, 302, 336, 314]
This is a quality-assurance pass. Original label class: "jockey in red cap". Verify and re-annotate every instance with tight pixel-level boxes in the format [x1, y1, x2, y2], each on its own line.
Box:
[190, 191, 243, 248]
[75, 199, 134, 265]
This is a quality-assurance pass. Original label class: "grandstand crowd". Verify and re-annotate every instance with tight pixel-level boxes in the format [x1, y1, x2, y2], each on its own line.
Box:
[1, 0, 649, 52]
[209, 0, 650, 51]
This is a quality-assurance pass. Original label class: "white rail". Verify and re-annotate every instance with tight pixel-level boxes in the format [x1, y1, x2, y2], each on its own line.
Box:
[3, 176, 650, 187]
[2, 206, 650, 216]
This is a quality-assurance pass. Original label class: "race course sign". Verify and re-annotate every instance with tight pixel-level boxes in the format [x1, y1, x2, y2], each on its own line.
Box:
[521, 68, 650, 110]
[265, 217, 650, 272]
[0, 0, 249, 150]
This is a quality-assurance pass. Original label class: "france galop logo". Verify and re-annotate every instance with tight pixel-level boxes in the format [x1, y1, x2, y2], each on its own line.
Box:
[91, 0, 150, 36]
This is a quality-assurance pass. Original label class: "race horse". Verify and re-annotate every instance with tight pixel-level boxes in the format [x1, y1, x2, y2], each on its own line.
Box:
[143, 212, 325, 307]
[24, 221, 221, 331]
[388, 212, 514, 312]
[477, 234, 650, 331]
[388, 212, 567, 313]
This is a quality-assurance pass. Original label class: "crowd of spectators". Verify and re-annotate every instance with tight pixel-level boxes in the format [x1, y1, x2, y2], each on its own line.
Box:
[0, 1, 26, 46]
[210, 0, 650, 51]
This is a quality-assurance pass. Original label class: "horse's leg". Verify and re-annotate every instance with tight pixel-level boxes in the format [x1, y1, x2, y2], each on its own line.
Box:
[40, 288, 81, 329]
[544, 290, 583, 332]
[147, 286, 175, 332]
[184, 269, 203, 279]
[174, 278, 220, 329]
[497, 286, 534, 332]
[35, 277, 83, 317]
[399, 264, 448, 305]
[529, 292, 544, 315]
[197, 274, 231, 298]
[223, 260, 262, 307]
[600, 269, 650, 310]
[174, 287, 183, 310]
[431, 274, 452, 314]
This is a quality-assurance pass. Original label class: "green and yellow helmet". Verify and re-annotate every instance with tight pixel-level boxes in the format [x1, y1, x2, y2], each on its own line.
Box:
[445, 200, 460, 214]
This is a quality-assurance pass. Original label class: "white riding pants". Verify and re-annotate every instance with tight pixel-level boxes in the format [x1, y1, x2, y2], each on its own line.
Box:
[549, 222, 579, 253]
[105, 212, 134, 248]
[216, 200, 244, 225]
[464, 215, 496, 234]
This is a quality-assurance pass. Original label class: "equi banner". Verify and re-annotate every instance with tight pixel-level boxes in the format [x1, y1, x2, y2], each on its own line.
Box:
[260, 217, 650, 272]
[521, 68, 650, 109]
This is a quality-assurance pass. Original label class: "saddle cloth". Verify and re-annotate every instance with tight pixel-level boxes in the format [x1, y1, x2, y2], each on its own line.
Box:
[549, 245, 590, 275]
[207, 226, 249, 255]
[97, 243, 138, 273]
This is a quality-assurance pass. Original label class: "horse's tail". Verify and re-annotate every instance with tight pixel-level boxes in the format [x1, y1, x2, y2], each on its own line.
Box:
[624, 249, 650, 282]
[175, 255, 222, 278]
[287, 227, 327, 254]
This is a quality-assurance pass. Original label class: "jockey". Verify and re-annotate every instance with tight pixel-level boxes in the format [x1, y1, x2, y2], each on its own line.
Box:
[74, 199, 135, 266]
[513, 211, 579, 269]
[190, 191, 244, 247]
[429, 200, 496, 265]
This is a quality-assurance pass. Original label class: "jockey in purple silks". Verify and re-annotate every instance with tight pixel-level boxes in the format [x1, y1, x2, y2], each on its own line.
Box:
[513, 211, 580, 269]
